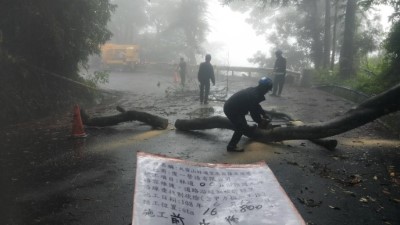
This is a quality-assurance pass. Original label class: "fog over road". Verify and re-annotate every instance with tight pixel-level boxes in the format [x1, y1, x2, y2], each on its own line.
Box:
[1, 68, 399, 225]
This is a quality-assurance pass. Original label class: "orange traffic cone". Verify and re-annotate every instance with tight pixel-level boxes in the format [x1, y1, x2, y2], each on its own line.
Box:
[71, 104, 87, 138]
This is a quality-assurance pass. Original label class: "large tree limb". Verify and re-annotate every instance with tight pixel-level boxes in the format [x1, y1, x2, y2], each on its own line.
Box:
[175, 116, 337, 150]
[81, 106, 169, 129]
[175, 83, 400, 145]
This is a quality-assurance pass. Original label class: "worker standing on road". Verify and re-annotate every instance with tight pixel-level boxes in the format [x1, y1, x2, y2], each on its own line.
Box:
[197, 54, 215, 104]
[271, 50, 287, 97]
[223, 77, 273, 152]
[178, 57, 187, 87]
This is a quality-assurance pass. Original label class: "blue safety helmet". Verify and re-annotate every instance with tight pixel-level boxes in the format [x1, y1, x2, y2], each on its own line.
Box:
[258, 77, 273, 91]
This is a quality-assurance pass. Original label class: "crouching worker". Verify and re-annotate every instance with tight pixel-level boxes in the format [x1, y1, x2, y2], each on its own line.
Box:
[223, 77, 273, 152]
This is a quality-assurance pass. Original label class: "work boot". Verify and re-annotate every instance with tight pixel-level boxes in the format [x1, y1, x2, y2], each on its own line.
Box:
[227, 145, 244, 152]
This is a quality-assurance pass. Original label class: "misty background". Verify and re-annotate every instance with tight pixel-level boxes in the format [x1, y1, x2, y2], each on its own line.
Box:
[106, 0, 393, 70]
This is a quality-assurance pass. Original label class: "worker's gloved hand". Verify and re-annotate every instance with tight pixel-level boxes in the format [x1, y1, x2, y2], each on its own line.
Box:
[258, 118, 271, 129]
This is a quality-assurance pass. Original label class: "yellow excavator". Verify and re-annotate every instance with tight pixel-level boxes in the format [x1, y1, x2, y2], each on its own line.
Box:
[100, 43, 140, 71]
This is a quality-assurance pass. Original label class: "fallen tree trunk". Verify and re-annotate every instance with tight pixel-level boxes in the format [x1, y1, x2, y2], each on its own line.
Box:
[175, 116, 337, 150]
[81, 106, 169, 129]
[175, 83, 400, 145]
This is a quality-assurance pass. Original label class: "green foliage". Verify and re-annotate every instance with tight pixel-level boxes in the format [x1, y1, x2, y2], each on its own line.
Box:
[356, 0, 400, 93]
[314, 20, 400, 95]
[358, 0, 400, 20]
[0, 0, 115, 76]
[314, 55, 395, 94]
[227, 0, 388, 75]
[384, 20, 400, 60]
[372, 20, 400, 92]
[84, 71, 110, 88]
[345, 73, 387, 94]
[313, 69, 341, 85]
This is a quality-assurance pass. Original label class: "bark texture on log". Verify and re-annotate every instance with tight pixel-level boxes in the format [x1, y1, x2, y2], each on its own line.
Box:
[175, 116, 234, 130]
[81, 107, 168, 129]
[175, 83, 400, 144]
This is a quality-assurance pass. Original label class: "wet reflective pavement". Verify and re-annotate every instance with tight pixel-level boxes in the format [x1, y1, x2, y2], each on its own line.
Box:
[1, 70, 400, 225]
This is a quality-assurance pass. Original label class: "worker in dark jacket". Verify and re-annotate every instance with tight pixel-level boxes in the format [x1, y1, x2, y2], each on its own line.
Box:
[271, 50, 287, 96]
[197, 54, 215, 104]
[177, 57, 187, 87]
[224, 77, 273, 152]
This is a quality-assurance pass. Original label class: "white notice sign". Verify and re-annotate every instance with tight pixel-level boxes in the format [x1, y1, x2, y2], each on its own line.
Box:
[132, 152, 305, 225]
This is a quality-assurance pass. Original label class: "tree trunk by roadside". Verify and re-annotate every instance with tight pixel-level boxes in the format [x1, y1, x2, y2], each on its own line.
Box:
[175, 83, 400, 144]
[330, 0, 339, 70]
[308, 0, 324, 69]
[339, 0, 357, 78]
[81, 106, 169, 129]
[323, 0, 332, 69]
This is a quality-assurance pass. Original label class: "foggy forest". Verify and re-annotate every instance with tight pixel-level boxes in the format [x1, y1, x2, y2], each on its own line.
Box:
[0, 1, 400, 225]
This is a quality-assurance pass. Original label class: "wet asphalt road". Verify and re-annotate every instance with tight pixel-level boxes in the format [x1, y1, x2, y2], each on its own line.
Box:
[1, 67, 400, 225]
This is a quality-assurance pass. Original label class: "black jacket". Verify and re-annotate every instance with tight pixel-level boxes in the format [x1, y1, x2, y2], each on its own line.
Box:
[274, 56, 286, 75]
[178, 61, 187, 74]
[224, 87, 266, 123]
[198, 62, 215, 84]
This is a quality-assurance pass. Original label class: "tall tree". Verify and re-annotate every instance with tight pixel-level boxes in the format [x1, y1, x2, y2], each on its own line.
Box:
[226, 0, 386, 76]
[384, 20, 400, 85]
[339, 0, 357, 78]
[323, 0, 332, 69]
[142, 0, 209, 64]
[302, 0, 324, 69]
[108, 0, 149, 44]
[169, 0, 209, 64]
[330, 0, 340, 70]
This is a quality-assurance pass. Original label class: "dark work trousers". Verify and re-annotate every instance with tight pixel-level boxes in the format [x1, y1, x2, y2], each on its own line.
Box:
[199, 82, 210, 103]
[224, 112, 254, 147]
[180, 72, 185, 86]
[272, 74, 286, 96]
